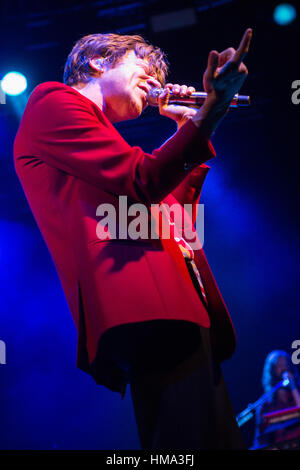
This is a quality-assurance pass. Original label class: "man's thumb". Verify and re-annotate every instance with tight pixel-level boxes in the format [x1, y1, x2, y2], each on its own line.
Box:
[158, 87, 170, 112]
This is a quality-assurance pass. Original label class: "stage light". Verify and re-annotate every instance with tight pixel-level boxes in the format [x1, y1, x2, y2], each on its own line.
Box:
[273, 3, 296, 25]
[1, 71, 27, 96]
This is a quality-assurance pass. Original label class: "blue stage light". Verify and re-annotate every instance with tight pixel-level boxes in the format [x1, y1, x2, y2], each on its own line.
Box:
[273, 3, 296, 25]
[1, 71, 27, 96]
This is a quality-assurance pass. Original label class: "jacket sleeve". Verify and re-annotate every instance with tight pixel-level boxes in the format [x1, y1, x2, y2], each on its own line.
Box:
[170, 164, 210, 226]
[14, 85, 216, 206]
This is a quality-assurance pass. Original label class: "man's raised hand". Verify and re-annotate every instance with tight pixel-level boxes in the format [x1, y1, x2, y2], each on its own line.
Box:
[203, 28, 252, 103]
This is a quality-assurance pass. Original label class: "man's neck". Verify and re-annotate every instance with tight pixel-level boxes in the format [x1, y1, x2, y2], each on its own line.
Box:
[71, 80, 104, 111]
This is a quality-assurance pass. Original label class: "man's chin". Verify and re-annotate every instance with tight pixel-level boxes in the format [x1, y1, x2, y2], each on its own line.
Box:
[114, 98, 144, 122]
[127, 102, 144, 120]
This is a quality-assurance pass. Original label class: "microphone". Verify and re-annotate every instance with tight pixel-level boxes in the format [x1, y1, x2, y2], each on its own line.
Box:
[282, 371, 297, 390]
[146, 88, 250, 108]
[282, 371, 290, 387]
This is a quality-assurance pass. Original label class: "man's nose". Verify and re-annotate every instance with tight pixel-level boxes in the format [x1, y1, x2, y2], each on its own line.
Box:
[146, 76, 162, 89]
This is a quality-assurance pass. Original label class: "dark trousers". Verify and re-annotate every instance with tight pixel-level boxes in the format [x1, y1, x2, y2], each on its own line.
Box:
[129, 324, 245, 450]
[99, 258, 245, 449]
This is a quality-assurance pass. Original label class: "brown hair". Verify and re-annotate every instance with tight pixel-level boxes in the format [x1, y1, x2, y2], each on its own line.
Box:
[63, 33, 169, 87]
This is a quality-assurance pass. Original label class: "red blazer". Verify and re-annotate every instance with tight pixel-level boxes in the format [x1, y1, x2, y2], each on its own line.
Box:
[14, 82, 236, 393]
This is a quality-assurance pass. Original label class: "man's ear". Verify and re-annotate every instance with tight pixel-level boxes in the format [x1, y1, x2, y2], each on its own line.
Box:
[89, 57, 105, 74]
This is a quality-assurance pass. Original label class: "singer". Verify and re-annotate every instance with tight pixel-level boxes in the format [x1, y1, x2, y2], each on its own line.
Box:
[14, 29, 252, 449]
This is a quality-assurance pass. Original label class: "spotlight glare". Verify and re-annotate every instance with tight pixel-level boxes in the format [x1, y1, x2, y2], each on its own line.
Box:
[273, 3, 296, 26]
[1, 72, 27, 96]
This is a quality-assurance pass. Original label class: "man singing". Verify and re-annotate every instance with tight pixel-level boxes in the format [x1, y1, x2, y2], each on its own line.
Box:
[14, 29, 252, 449]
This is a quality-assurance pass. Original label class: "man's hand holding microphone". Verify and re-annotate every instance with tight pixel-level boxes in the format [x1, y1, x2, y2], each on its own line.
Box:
[156, 28, 252, 133]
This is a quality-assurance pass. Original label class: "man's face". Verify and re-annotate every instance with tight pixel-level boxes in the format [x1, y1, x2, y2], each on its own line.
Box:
[99, 50, 162, 123]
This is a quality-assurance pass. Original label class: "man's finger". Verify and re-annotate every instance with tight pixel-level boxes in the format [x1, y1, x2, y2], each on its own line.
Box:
[206, 50, 219, 82]
[171, 84, 181, 94]
[238, 62, 248, 75]
[232, 28, 252, 65]
[218, 47, 236, 68]
[187, 86, 196, 94]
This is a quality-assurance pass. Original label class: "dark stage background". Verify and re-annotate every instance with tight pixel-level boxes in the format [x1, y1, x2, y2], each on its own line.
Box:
[0, 0, 299, 449]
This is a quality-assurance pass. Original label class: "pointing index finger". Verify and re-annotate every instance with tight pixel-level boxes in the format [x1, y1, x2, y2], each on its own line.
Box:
[233, 28, 252, 65]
